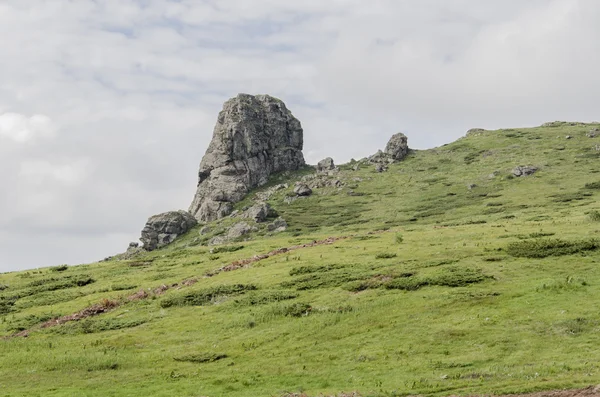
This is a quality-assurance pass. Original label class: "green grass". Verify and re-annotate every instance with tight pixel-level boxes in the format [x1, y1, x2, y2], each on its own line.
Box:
[3, 122, 600, 396]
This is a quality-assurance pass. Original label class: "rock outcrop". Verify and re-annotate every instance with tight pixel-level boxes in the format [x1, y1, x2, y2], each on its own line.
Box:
[140, 211, 198, 251]
[512, 166, 538, 177]
[189, 94, 306, 222]
[244, 202, 278, 223]
[317, 157, 336, 172]
[384, 133, 409, 161]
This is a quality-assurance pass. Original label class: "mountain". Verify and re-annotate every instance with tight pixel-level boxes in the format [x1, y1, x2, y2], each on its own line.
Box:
[2, 105, 600, 396]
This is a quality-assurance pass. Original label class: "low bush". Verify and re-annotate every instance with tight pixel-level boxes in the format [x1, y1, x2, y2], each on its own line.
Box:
[375, 252, 397, 259]
[506, 238, 600, 258]
[233, 291, 298, 306]
[210, 245, 244, 254]
[160, 284, 257, 308]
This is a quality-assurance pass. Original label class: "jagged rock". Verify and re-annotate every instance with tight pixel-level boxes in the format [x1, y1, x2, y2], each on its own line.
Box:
[294, 183, 312, 196]
[208, 236, 228, 246]
[267, 218, 288, 232]
[140, 210, 198, 251]
[566, 135, 572, 139]
[384, 133, 409, 161]
[128, 242, 139, 249]
[317, 157, 336, 172]
[467, 183, 477, 190]
[189, 94, 305, 222]
[227, 222, 255, 239]
[512, 166, 538, 177]
[255, 183, 288, 201]
[368, 150, 387, 163]
[245, 202, 277, 222]
[199, 226, 212, 235]
[588, 128, 600, 138]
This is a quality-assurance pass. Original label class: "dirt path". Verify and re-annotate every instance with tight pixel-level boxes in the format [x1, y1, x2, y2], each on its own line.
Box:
[5, 235, 351, 338]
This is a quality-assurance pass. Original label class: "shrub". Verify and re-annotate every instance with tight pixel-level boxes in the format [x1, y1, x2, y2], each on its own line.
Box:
[506, 238, 600, 258]
[584, 181, 600, 190]
[289, 264, 345, 276]
[173, 353, 228, 363]
[49, 265, 68, 272]
[375, 252, 397, 259]
[395, 233, 404, 244]
[210, 245, 244, 254]
[233, 291, 298, 306]
[589, 210, 600, 222]
[160, 284, 257, 308]
[284, 303, 312, 317]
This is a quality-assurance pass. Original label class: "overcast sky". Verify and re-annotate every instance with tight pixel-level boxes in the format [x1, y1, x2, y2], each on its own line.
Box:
[1, 0, 599, 272]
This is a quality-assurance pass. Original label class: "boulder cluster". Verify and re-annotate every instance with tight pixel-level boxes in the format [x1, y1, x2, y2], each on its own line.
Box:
[131, 94, 410, 252]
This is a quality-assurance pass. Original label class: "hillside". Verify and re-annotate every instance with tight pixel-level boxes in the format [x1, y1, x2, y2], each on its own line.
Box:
[3, 121, 600, 397]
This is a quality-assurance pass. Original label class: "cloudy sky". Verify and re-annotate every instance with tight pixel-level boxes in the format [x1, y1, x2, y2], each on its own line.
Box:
[1, 0, 598, 272]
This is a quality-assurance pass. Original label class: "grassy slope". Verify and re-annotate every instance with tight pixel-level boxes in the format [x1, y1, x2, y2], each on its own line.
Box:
[2, 122, 600, 396]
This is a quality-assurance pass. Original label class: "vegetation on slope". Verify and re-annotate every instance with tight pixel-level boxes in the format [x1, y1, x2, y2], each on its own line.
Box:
[2, 122, 600, 396]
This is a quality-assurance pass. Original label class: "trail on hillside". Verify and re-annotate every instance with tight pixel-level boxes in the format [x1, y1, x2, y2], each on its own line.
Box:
[5, 235, 351, 338]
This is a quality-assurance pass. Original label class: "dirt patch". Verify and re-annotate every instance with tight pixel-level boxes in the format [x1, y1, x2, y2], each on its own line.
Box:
[207, 236, 348, 277]
[486, 386, 600, 397]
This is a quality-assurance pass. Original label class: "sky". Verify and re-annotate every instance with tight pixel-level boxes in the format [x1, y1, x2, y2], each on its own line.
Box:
[1, 0, 599, 272]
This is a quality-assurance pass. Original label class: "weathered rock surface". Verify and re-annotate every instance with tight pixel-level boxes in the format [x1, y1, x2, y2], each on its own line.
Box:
[227, 222, 255, 239]
[267, 218, 288, 232]
[512, 166, 538, 177]
[294, 183, 313, 197]
[384, 133, 409, 161]
[466, 128, 486, 136]
[141, 210, 198, 251]
[245, 202, 277, 223]
[189, 94, 305, 222]
[317, 157, 336, 172]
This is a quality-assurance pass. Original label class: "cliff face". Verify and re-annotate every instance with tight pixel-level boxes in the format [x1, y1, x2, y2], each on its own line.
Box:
[189, 94, 305, 222]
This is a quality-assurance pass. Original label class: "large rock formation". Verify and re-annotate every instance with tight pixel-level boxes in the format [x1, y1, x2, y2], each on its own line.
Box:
[384, 133, 409, 161]
[140, 211, 198, 251]
[189, 94, 305, 222]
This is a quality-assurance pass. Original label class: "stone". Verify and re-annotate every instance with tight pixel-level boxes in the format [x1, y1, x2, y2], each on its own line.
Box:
[227, 222, 254, 239]
[245, 202, 277, 222]
[368, 150, 387, 163]
[566, 135, 572, 139]
[189, 94, 305, 222]
[466, 128, 486, 136]
[316, 157, 336, 172]
[588, 128, 600, 138]
[512, 166, 538, 177]
[140, 210, 198, 251]
[467, 183, 477, 190]
[375, 164, 387, 173]
[384, 133, 409, 161]
[294, 183, 312, 197]
[199, 226, 212, 235]
[128, 242, 139, 249]
[267, 218, 288, 232]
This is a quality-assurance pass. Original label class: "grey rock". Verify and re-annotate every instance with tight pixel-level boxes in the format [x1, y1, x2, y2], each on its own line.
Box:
[467, 183, 477, 190]
[189, 94, 305, 222]
[294, 183, 313, 197]
[368, 150, 387, 163]
[128, 242, 139, 249]
[227, 222, 254, 239]
[384, 133, 409, 161]
[199, 226, 212, 235]
[245, 202, 277, 222]
[588, 128, 600, 138]
[209, 236, 228, 246]
[267, 218, 288, 232]
[375, 164, 388, 173]
[512, 166, 538, 177]
[317, 157, 336, 172]
[140, 210, 198, 251]
[566, 135, 572, 139]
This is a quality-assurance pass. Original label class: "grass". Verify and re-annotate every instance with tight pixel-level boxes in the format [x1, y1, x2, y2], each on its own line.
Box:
[3, 122, 600, 396]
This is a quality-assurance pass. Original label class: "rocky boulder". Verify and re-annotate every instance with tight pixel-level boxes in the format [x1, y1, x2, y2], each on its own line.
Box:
[267, 218, 288, 232]
[384, 133, 409, 161]
[294, 183, 313, 197]
[189, 94, 306, 222]
[316, 157, 336, 172]
[512, 166, 538, 177]
[140, 210, 198, 251]
[245, 202, 278, 223]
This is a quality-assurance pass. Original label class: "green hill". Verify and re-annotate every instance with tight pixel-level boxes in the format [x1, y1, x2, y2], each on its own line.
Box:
[3, 122, 600, 397]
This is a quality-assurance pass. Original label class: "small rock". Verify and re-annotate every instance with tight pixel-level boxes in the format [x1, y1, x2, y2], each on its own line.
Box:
[245, 202, 277, 222]
[227, 222, 254, 239]
[140, 210, 198, 251]
[128, 242, 139, 249]
[466, 128, 486, 136]
[467, 184, 477, 190]
[512, 166, 538, 177]
[566, 135, 572, 139]
[316, 157, 336, 172]
[588, 128, 600, 138]
[200, 226, 212, 235]
[375, 164, 387, 173]
[267, 218, 288, 232]
[294, 183, 313, 197]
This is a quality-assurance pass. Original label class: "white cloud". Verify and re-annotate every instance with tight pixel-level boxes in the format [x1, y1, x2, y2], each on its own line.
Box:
[0, 113, 57, 143]
[0, 0, 599, 270]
